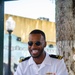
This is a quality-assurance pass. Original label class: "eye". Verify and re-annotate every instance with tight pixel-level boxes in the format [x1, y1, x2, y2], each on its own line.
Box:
[35, 41, 41, 46]
[28, 41, 33, 46]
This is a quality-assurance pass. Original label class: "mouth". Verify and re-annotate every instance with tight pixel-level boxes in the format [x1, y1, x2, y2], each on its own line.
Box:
[31, 50, 39, 55]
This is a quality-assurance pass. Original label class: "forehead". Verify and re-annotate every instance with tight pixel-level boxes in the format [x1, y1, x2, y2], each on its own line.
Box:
[29, 34, 44, 41]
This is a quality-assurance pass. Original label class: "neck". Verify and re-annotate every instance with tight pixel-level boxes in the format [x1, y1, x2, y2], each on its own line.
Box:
[33, 52, 46, 64]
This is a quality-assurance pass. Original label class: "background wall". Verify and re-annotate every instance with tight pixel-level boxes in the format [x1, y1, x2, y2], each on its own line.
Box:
[4, 14, 56, 45]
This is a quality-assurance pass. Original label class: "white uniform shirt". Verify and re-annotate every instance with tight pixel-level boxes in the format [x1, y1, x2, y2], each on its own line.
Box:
[14, 53, 68, 75]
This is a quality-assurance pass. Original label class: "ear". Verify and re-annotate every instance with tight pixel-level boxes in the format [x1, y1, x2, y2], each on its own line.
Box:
[44, 41, 47, 47]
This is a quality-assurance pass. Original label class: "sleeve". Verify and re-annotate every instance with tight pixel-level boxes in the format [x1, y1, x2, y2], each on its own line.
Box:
[14, 63, 23, 75]
[56, 59, 68, 75]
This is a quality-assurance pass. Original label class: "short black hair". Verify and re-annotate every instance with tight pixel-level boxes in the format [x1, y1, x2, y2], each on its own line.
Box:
[29, 29, 46, 40]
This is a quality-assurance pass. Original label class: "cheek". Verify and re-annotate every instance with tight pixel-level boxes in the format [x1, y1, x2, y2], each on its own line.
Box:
[28, 46, 31, 49]
[39, 46, 44, 50]
[41, 42, 46, 47]
[41, 44, 46, 48]
[28, 46, 31, 51]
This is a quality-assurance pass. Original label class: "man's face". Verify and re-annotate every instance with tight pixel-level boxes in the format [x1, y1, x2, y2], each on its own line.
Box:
[28, 34, 46, 58]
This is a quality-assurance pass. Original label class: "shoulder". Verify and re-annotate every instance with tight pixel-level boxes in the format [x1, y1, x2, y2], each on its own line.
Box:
[49, 54, 63, 60]
[19, 56, 31, 62]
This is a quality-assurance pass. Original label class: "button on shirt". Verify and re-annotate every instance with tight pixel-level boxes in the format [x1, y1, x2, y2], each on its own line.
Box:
[14, 53, 68, 75]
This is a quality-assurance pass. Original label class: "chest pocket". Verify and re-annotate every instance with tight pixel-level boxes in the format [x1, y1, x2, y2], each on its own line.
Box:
[38, 65, 56, 75]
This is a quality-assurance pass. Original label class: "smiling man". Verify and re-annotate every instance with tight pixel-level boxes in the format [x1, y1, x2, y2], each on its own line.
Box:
[14, 29, 68, 75]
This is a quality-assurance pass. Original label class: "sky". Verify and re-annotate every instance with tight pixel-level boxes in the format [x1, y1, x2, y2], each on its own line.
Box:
[4, 0, 55, 22]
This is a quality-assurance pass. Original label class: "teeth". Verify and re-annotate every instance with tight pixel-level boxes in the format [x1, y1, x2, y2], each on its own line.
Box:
[32, 50, 38, 54]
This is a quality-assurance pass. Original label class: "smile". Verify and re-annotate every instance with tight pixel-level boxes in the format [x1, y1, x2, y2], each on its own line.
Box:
[32, 50, 39, 54]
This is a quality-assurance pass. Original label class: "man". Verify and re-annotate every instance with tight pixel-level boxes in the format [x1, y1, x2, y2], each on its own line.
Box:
[14, 29, 68, 75]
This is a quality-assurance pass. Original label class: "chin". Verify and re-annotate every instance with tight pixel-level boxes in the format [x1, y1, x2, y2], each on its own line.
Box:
[31, 54, 40, 58]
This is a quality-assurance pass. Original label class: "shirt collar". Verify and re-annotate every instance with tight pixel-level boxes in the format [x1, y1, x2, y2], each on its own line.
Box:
[28, 56, 35, 66]
[42, 52, 52, 65]
[28, 52, 52, 66]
